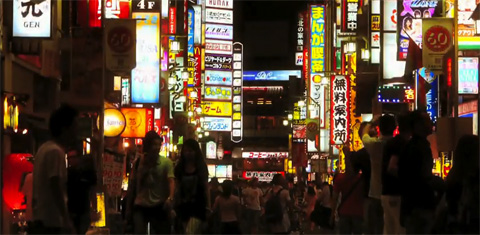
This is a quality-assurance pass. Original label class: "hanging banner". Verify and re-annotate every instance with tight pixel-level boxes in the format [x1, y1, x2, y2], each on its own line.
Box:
[310, 5, 325, 74]
[13, 0, 52, 37]
[422, 18, 453, 72]
[105, 19, 136, 72]
[397, 0, 438, 60]
[330, 75, 351, 145]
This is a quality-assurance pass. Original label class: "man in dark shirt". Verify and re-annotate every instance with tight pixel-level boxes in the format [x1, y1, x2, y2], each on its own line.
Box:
[381, 113, 411, 234]
[398, 110, 435, 234]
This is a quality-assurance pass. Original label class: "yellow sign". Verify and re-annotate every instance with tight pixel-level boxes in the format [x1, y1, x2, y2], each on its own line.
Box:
[3, 97, 18, 131]
[202, 101, 232, 116]
[100, 109, 126, 137]
[121, 108, 154, 138]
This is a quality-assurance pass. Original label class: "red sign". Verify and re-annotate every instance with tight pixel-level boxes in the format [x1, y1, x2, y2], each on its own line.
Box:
[169, 7, 176, 34]
[89, 0, 130, 27]
[194, 46, 202, 87]
[424, 26, 452, 52]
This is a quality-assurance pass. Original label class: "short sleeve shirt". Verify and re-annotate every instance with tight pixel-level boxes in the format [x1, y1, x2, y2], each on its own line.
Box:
[134, 155, 174, 207]
[333, 173, 364, 218]
[243, 187, 263, 211]
[32, 141, 68, 227]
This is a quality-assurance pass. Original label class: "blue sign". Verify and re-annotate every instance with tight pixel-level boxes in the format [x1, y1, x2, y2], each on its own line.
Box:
[426, 77, 439, 124]
[243, 70, 301, 81]
[187, 8, 194, 57]
[311, 5, 325, 73]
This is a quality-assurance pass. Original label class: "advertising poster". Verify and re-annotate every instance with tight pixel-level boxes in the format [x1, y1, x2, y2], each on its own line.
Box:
[310, 5, 325, 73]
[203, 117, 232, 131]
[330, 76, 350, 145]
[13, 0, 51, 37]
[131, 13, 160, 103]
[397, 0, 438, 60]
[205, 70, 233, 86]
[422, 18, 453, 72]
[103, 152, 125, 197]
[120, 108, 154, 138]
[458, 57, 479, 94]
[206, 141, 217, 159]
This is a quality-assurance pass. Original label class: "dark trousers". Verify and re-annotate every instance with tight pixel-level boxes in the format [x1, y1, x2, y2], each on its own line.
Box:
[365, 197, 384, 234]
[133, 204, 170, 234]
[28, 221, 63, 234]
[221, 221, 241, 234]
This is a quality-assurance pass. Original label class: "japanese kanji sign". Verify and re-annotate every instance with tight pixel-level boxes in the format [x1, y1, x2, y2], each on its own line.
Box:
[342, 0, 360, 32]
[330, 76, 350, 145]
[13, 0, 51, 37]
[422, 18, 453, 72]
[297, 12, 304, 51]
[309, 74, 326, 128]
[310, 5, 325, 73]
[89, 0, 130, 28]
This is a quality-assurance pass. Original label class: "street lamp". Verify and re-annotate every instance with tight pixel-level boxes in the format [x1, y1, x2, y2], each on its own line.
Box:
[283, 120, 289, 126]
[298, 100, 305, 107]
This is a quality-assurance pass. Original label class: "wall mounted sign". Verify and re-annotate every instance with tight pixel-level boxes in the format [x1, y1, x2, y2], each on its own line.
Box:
[206, 141, 217, 159]
[203, 117, 232, 131]
[205, 24, 233, 40]
[132, 0, 160, 12]
[330, 75, 350, 145]
[297, 12, 304, 52]
[205, 54, 233, 70]
[202, 101, 232, 116]
[89, 0, 130, 27]
[341, 0, 360, 32]
[205, 8, 233, 24]
[205, 70, 233, 86]
[120, 108, 154, 138]
[13, 0, 51, 37]
[243, 70, 301, 81]
[105, 19, 136, 72]
[206, 0, 233, 9]
[231, 42, 243, 143]
[458, 57, 479, 94]
[243, 171, 285, 182]
[205, 39, 233, 55]
[310, 5, 325, 74]
[422, 18, 453, 72]
[204, 86, 232, 100]
[384, 0, 398, 31]
[309, 74, 326, 128]
[102, 109, 126, 137]
[241, 152, 288, 158]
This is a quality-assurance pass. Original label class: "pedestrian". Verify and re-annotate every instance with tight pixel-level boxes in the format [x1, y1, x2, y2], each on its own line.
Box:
[362, 115, 396, 234]
[242, 177, 263, 234]
[174, 139, 209, 234]
[434, 135, 479, 234]
[314, 181, 333, 229]
[125, 130, 175, 234]
[381, 112, 411, 234]
[213, 180, 242, 234]
[331, 146, 365, 235]
[31, 104, 78, 234]
[398, 110, 436, 234]
[304, 185, 317, 231]
[264, 174, 295, 234]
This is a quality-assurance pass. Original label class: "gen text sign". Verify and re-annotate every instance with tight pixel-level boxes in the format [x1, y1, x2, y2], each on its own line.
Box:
[13, 0, 51, 37]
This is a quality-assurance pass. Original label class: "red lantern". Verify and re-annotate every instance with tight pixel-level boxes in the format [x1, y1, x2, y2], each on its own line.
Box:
[2, 153, 33, 210]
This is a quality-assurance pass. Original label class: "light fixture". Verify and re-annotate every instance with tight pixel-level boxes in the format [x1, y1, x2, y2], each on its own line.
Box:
[288, 114, 293, 120]
[168, 75, 176, 85]
[198, 134, 203, 139]
[124, 142, 129, 148]
[298, 100, 305, 107]
[22, 129, 28, 135]
[171, 40, 180, 53]
[196, 127, 202, 132]
[321, 76, 329, 86]
[308, 104, 315, 111]
[205, 131, 210, 136]
[361, 48, 370, 61]
[190, 90, 198, 98]
[195, 107, 202, 114]
[283, 120, 289, 126]
[343, 42, 356, 54]
[200, 117, 205, 123]
[188, 111, 193, 117]
[181, 69, 190, 80]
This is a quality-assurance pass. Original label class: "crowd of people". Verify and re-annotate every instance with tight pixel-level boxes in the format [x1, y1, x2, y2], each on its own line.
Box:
[19, 104, 479, 234]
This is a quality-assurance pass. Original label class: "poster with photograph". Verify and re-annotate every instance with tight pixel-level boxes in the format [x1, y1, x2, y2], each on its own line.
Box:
[397, 0, 439, 60]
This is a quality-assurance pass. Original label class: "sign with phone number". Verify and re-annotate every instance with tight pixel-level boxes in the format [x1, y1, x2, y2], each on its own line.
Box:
[203, 117, 232, 131]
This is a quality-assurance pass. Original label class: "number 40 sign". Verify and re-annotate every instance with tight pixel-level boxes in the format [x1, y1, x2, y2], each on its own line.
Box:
[422, 18, 453, 72]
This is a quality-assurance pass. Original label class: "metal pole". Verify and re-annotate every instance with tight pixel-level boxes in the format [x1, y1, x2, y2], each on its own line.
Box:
[453, 0, 459, 142]
[99, 0, 107, 229]
[0, 51, 3, 234]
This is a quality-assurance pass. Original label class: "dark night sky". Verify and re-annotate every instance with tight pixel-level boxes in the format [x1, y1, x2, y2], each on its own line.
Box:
[234, 1, 306, 70]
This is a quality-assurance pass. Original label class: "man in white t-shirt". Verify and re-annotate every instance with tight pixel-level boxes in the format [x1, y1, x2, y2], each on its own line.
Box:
[31, 105, 78, 234]
[242, 178, 263, 234]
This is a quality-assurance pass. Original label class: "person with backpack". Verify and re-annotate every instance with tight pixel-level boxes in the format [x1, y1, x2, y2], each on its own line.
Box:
[331, 146, 365, 234]
[264, 174, 296, 234]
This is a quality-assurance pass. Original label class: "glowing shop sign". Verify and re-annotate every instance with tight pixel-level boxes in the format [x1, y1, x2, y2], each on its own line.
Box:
[309, 74, 326, 127]
[205, 86, 232, 100]
[243, 171, 285, 182]
[203, 117, 232, 131]
[310, 5, 325, 73]
[206, 141, 217, 159]
[102, 109, 126, 137]
[243, 70, 301, 81]
[89, 0, 130, 27]
[458, 57, 479, 94]
[131, 13, 160, 104]
[205, 39, 233, 55]
[205, 24, 234, 40]
[330, 75, 350, 145]
[205, 70, 233, 86]
[206, 0, 233, 9]
[341, 0, 360, 32]
[120, 108, 154, 138]
[13, 0, 51, 37]
[202, 101, 232, 116]
[241, 152, 289, 158]
[205, 8, 233, 24]
[231, 43, 243, 142]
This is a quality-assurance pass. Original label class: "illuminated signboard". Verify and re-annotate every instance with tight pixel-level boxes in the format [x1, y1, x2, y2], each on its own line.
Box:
[384, 32, 406, 79]
[205, 39, 233, 55]
[206, 0, 233, 9]
[241, 152, 288, 158]
[205, 70, 233, 86]
[168, 7, 176, 34]
[131, 12, 160, 104]
[132, 0, 160, 12]
[202, 101, 232, 116]
[89, 0, 130, 27]
[102, 109, 126, 137]
[205, 86, 232, 100]
[120, 108, 154, 138]
[330, 75, 350, 145]
[205, 54, 233, 70]
[205, 24, 233, 40]
[243, 171, 285, 182]
[231, 43, 243, 143]
[309, 74, 326, 128]
[310, 5, 325, 74]
[192, 46, 202, 87]
[295, 52, 304, 66]
[384, 0, 398, 31]
[193, 5, 202, 44]
[206, 141, 217, 159]
[297, 12, 304, 51]
[121, 78, 130, 106]
[377, 85, 415, 103]
[205, 8, 233, 24]
[446, 0, 479, 40]
[425, 76, 439, 123]
[397, 0, 438, 60]
[13, 0, 51, 37]
[203, 117, 232, 131]
[458, 57, 479, 94]
[371, 15, 380, 31]
[243, 70, 301, 81]
[187, 8, 194, 56]
[341, 0, 360, 32]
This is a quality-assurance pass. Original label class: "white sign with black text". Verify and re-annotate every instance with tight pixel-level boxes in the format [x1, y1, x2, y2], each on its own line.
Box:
[13, 0, 51, 37]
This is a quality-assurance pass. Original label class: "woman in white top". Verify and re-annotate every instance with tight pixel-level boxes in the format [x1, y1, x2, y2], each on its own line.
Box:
[213, 180, 242, 234]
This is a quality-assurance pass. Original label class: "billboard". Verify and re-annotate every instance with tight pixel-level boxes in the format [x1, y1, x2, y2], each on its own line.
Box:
[458, 57, 479, 94]
[205, 86, 232, 100]
[13, 0, 51, 37]
[205, 39, 233, 55]
[120, 108, 154, 138]
[205, 24, 233, 40]
[397, 0, 438, 60]
[205, 70, 233, 86]
[310, 5, 325, 73]
[203, 117, 232, 131]
[205, 8, 233, 24]
[243, 70, 301, 81]
[330, 76, 350, 145]
[202, 101, 233, 116]
[131, 13, 160, 104]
